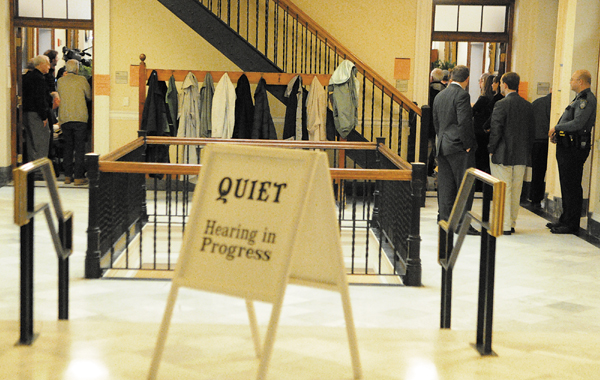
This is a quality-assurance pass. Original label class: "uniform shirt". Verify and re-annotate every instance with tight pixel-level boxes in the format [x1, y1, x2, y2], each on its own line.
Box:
[555, 88, 597, 134]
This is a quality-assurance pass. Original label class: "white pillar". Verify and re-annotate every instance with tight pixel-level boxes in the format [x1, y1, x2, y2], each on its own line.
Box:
[93, 0, 110, 155]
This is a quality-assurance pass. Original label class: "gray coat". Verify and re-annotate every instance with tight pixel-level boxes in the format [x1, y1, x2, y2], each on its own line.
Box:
[432, 83, 477, 156]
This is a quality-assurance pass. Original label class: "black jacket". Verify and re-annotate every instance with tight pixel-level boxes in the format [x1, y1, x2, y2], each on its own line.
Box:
[141, 70, 170, 165]
[22, 69, 51, 120]
[232, 74, 255, 139]
[251, 78, 278, 139]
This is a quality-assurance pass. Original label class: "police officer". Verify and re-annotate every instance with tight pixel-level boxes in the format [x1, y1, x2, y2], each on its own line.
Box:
[548, 70, 597, 234]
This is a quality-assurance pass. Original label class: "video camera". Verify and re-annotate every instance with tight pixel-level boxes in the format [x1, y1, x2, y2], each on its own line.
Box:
[62, 46, 92, 67]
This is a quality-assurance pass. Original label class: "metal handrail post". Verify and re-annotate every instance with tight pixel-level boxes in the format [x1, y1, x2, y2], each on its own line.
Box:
[475, 183, 497, 355]
[58, 217, 72, 320]
[19, 172, 35, 345]
[440, 226, 453, 329]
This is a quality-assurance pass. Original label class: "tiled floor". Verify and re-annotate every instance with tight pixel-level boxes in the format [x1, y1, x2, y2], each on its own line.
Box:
[1, 184, 599, 379]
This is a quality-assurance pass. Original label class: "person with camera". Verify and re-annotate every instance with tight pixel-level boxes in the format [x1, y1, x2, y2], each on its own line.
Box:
[548, 69, 597, 235]
[57, 59, 91, 186]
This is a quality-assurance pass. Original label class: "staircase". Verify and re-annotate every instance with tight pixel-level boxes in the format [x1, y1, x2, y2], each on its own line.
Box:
[156, 0, 425, 161]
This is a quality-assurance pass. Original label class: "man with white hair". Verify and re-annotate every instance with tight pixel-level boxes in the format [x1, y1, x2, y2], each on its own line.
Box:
[57, 59, 91, 186]
[22, 54, 52, 161]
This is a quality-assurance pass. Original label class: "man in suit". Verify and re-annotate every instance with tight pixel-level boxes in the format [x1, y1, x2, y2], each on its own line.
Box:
[488, 72, 535, 235]
[433, 65, 479, 235]
[529, 91, 552, 208]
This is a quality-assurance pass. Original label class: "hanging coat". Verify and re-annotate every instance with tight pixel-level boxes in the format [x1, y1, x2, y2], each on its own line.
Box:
[251, 78, 277, 139]
[140, 70, 170, 166]
[165, 74, 178, 136]
[177, 72, 201, 166]
[211, 73, 236, 138]
[283, 76, 307, 140]
[306, 76, 327, 141]
[232, 74, 254, 139]
[199, 73, 214, 138]
[328, 60, 359, 139]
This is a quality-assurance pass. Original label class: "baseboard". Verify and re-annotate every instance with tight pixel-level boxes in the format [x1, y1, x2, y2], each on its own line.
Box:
[587, 217, 600, 241]
[0, 166, 12, 187]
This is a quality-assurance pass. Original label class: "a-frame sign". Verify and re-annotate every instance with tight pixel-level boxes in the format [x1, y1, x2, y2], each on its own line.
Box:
[148, 144, 362, 379]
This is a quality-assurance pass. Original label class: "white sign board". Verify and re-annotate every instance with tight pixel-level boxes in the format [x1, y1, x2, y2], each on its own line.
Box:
[149, 144, 361, 380]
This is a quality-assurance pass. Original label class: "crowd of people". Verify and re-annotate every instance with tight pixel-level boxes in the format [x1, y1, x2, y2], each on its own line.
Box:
[21, 50, 91, 186]
[429, 65, 596, 236]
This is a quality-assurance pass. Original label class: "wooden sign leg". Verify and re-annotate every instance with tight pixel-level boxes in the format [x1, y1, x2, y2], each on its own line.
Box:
[339, 282, 363, 379]
[246, 300, 262, 358]
[148, 285, 180, 380]
[255, 291, 286, 380]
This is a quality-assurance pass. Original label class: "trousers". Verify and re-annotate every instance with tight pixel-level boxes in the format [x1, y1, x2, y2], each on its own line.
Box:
[61, 122, 88, 179]
[556, 144, 590, 230]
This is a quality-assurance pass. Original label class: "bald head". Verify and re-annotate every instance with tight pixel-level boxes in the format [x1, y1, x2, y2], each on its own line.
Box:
[570, 70, 592, 93]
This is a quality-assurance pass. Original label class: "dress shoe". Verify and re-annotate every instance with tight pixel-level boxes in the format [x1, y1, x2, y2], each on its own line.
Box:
[546, 222, 561, 229]
[64, 177, 72, 185]
[74, 178, 89, 186]
[511, 228, 515, 233]
[503, 230, 512, 236]
[550, 226, 578, 235]
[466, 226, 481, 236]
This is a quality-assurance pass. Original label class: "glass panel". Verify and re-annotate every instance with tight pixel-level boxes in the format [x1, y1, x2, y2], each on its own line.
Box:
[482, 6, 506, 33]
[68, 0, 92, 20]
[434, 5, 458, 32]
[456, 42, 469, 66]
[18, 0, 43, 18]
[458, 6, 482, 33]
[44, 0, 67, 19]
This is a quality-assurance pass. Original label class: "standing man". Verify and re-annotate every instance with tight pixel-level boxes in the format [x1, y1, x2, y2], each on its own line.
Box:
[488, 72, 535, 235]
[57, 59, 91, 186]
[428, 68, 446, 176]
[22, 55, 52, 161]
[529, 91, 552, 208]
[548, 70, 597, 235]
[433, 65, 479, 235]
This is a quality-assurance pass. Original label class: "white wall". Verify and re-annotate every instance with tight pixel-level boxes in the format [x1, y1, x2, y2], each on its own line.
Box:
[0, 1, 10, 169]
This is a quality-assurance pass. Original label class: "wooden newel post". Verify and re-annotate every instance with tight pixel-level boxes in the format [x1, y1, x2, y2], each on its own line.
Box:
[139, 54, 147, 129]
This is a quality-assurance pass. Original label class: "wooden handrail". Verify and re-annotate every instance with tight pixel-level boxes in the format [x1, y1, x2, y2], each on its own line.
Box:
[97, 160, 411, 181]
[98, 136, 381, 163]
[274, 0, 421, 116]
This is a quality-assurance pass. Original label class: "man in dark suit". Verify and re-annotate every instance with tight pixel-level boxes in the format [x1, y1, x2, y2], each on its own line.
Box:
[433, 65, 478, 234]
[488, 72, 535, 235]
[529, 91, 552, 208]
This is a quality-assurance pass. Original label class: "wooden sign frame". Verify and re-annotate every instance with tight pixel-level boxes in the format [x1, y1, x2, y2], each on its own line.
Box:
[148, 144, 362, 380]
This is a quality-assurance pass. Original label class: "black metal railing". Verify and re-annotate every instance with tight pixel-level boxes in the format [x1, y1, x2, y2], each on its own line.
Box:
[184, 0, 426, 159]
[13, 158, 73, 345]
[438, 168, 506, 356]
[85, 137, 424, 286]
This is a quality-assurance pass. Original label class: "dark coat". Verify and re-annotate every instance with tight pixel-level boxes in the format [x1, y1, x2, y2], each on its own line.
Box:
[22, 69, 51, 121]
[251, 78, 278, 139]
[283, 77, 308, 140]
[432, 83, 477, 156]
[488, 92, 535, 166]
[232, 74, 255, 139]
[141, 70, 170, 165]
